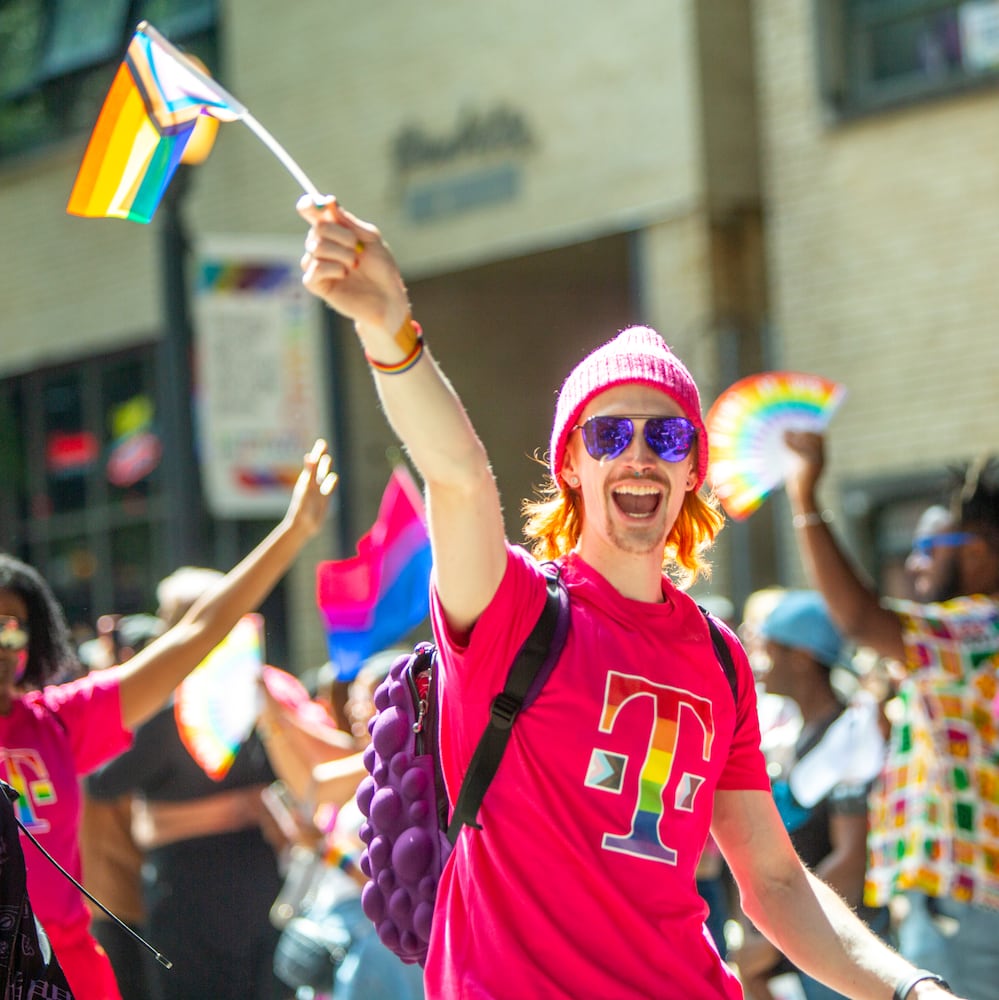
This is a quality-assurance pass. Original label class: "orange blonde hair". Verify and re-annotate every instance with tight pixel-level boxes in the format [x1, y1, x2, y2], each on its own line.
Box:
[522, 471, 725, 588]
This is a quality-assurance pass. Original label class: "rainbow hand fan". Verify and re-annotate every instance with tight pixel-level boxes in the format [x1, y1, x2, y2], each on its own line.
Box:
[706, 371, 847, 520]
[174, 614, 265, 780]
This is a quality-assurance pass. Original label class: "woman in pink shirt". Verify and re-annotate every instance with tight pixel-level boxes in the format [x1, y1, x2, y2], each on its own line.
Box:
[0, 440, 336, 1000]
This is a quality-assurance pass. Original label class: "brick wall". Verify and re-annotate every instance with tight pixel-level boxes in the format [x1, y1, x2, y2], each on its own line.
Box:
[754, 0, 999, 488]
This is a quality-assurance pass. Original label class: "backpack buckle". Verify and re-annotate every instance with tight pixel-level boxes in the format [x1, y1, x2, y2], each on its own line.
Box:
[490, 692, 521, 730]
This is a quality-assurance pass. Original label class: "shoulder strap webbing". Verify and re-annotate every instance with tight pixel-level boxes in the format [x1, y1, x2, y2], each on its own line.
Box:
[446, 569, 568, 844]
[701, 609, 739, 706]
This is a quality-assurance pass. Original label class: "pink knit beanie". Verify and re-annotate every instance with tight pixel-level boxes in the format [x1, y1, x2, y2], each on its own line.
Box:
[549, 326, 708, 488]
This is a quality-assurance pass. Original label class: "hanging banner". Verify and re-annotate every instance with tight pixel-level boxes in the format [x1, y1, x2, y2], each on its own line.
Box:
[193, 237, 329, 518]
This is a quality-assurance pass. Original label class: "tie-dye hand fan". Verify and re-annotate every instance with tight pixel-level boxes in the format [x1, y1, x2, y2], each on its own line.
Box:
[706, 371, 846, 520]
[174, 614, 265, 780]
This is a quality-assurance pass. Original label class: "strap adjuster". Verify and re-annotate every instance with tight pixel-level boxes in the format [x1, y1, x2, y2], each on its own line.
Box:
[490, 692, 521, 730]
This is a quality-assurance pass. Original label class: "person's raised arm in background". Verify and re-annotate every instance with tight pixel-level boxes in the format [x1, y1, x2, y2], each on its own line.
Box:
[114, 440, 337, 729]
[783, 430, 905, 660]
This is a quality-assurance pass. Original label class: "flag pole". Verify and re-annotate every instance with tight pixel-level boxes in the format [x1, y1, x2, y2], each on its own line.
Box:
[240, 113, 324, 202]
[138, 21, 325, 203]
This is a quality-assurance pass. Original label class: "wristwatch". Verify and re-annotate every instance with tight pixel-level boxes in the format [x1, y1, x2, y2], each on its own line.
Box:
[893, 970, 952, 1000]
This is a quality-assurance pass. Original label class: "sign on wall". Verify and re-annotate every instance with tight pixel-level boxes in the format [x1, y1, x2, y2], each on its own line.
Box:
[960, 0, 999, 71]
[193, 237, 329, 518]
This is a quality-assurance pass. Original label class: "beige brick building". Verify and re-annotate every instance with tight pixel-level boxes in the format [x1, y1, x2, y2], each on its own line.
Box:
[2, 0, 994, 663]
[754, 0, 999, 593]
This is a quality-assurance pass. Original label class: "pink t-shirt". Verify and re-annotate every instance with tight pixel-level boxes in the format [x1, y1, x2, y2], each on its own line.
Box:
[426, 546, 768, 999]
[0, 670, 132, 933]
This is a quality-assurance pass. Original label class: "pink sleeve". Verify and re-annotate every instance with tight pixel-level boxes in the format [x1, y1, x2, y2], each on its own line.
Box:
[429, 545, 548, 704]
[39, 672, 133, 776]
[429, 546, 550, 783]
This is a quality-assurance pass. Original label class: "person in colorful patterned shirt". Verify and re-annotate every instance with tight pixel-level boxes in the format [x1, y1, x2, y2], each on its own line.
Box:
[785, 433, 998, 1000]
[0, 440, 336, 1000]
[296, 196, 959, 1000]
[734, 590, 888, 1000]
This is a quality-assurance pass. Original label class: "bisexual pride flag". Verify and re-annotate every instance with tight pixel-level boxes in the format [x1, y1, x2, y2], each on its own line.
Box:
[317, 466, 432, 682]
[173, 614, 264, 781]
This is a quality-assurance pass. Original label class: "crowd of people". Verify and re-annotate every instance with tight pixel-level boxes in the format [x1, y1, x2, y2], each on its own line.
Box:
[0, 441, 336, 1000]
[0, 191, 994, 1000]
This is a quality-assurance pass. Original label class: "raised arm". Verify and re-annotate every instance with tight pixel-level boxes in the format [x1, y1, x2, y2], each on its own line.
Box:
[113, 440, 337, 730]
[783, 431, 905, 661]
[255, 682, 356, 804]
[297, 198, 507, 633]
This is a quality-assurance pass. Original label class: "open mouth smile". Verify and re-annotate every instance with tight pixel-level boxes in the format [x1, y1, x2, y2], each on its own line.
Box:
[611, 482, 663, 519]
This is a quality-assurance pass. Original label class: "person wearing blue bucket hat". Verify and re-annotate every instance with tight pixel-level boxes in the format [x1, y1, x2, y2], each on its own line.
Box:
[734, 591, 888, 1000]
[759, 591, 846, 671]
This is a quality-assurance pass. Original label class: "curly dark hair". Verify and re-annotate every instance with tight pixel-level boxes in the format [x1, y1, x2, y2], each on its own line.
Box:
[0, 554, 79, 688]
[954, 456, 999, 550]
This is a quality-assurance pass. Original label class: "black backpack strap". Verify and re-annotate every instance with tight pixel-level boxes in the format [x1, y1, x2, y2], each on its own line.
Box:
[446, 568, 568, 844]
[700, 608, 739, 706]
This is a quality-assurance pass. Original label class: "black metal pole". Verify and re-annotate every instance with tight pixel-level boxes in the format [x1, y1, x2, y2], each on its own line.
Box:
[155, 164, 204, 567]
[323, 307, 353, 554]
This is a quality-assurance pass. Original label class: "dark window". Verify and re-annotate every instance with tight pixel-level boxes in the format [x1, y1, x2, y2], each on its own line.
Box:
[0, 345, 168, 630]
[815, 0, 999, 117]
[0, 0, 219, 160]
[0, 346, 294, 664]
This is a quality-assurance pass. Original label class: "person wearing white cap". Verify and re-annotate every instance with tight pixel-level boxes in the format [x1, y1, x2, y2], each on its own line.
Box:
[296, 197, 959, 1000]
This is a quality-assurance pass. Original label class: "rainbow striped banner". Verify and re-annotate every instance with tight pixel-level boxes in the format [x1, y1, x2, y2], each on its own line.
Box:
[173, 614, 264, 781]
[317, 466, 432, 682]
[67, 22, 243, 223]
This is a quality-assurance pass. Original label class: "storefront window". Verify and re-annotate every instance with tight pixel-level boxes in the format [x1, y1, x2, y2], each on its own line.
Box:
[103, 356, 162, 505]
[0, 384, 27, 546]
[0, 0, 219, 159]
[37, 0, 133, 81]
[816, 0, 999, 116]
[42, 372, 91, 517]
[0, 344, 292, 660]
[110, 521, 158, 616]
[0, 345, 168, 630]
[47, 533, 101, 637]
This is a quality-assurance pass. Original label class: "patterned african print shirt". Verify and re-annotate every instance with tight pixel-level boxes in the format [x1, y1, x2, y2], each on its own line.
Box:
[865, 595, 999, 910]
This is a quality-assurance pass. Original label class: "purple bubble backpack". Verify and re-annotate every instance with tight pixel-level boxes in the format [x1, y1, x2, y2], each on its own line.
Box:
[355, 567, 568, 966]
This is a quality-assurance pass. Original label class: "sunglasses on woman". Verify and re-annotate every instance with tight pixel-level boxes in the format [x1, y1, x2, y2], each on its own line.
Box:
[910, 531, 976, 558]
[0, 616, 29, 653]
[573, 415, 697, 463]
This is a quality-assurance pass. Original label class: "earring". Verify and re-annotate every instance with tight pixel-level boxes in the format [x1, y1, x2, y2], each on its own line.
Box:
[568, 476, 579, 488]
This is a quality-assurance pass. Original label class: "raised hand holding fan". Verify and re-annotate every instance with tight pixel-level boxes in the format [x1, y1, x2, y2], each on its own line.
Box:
[706, 371, 846, 520]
